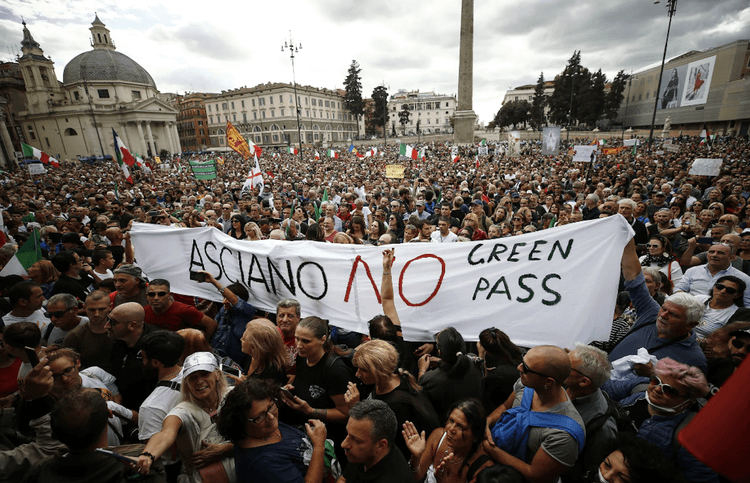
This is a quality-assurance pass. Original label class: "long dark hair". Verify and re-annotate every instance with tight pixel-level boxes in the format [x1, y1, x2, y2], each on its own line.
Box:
[447, 398, 486, 467]
[297, 316, 348, 357]
[435, 327, 471, 378]
[479, 327, 523, 366]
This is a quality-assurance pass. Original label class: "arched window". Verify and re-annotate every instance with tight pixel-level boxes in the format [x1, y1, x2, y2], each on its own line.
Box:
[325, 125, 331, 131]
[253, 126, 262, 132]
[271, 124, 280, 131]
[217, 128, 226, 135]
[299, 124, 306, 130]
[64, 128, 78, 136]
[312, 124, 319, 131]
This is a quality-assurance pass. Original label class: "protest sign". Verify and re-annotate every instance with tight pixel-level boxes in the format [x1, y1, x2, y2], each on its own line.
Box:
[386, 164, 405, 179]
[689, 158, 722, 177]
[131, 216, 633, 347]
[572, 145, 597, 163]
[542, 127, 561, 155]
[188, 160, 217, 180]
[27, 163, 45, 175]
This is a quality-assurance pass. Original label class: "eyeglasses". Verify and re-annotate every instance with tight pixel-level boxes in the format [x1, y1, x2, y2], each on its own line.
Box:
[45, 308, 72, 318]
[650, 375, 684, 398]
[247, 399, 278, 424]
[731, 338, 749, 350]
[715, 283, 739, 295]
[570, 367, 591, 380]
[521, 359, 555, 381]
[646, 244, 663, 249]
[147, 291, 169, 298]
[52, 365, 76, 380]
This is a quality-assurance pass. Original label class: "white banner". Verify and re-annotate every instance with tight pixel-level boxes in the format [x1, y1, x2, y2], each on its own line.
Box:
[131, 216, 634, 347]
[27, 163, 46, 175]
[572, 145, 598, 163]
[623, 139, 640, 147]
[689, 158, 723, 177]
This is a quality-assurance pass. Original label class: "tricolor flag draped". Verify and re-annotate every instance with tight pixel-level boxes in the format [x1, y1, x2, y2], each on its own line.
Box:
[327, 149, 338, 159]
[112, 129, 135, 183]
[21, 143, 59, 167]
[399, 143, 418, 160]
[242, 154, 264, 194]
[0, 228, 43, 277]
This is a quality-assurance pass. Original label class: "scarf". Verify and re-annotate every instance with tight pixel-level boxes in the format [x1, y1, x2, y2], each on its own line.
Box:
[641, 253, 674, 268]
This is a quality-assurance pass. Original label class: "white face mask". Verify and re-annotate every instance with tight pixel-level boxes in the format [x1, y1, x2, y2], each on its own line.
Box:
[645, 391, 689, 414]
[597, 468, 610, 483]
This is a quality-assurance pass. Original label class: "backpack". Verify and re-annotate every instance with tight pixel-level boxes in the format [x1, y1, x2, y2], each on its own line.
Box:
[586, 390, 638, 438]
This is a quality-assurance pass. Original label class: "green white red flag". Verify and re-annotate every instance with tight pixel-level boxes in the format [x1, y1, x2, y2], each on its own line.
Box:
[399, 143, 418, 160]
[112, 129, 135, 183]
[327, 149, 338, 159]
[287, 147, 298, 155]
[21, 143, 59, 167]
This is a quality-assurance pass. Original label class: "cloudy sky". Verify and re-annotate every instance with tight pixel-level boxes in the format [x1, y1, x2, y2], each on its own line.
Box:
[1, 0, 748, 124]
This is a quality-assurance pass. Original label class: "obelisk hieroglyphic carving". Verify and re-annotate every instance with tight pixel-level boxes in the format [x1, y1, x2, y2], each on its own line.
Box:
[454, 0, 476, 144]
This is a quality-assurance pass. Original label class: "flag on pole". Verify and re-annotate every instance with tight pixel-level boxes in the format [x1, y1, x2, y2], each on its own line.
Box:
[315, 188, 328, 222]
[598, 139, 607, 146]
[0, 228, 43, 277]
[242, 154, 264, 194]
[398, 143, 418, 160]
[21, 143, 59, 167]
[287, 147, 298, 155]
[226, 121, 254, 159]
[112, 129, 135, 183]
[419, 148, 426, 161]
[451, 147, 460, 163]
[327, 149, 338, 159]
[478, 139, 487, 146]
[314, 151, 320, 160]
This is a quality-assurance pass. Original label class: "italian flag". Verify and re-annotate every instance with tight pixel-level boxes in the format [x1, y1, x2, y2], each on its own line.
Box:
[478, 139, 486, 146]
[0, 228, 43, 277]
[112, 129, 135, 183]
[287, 147, 298, 155]
[314, 151, 320, 160]
[598, 139, 607, 146]
[399, 143, 418, 160]
[21, 143, 59, 167]
[327, 149, 338, 159]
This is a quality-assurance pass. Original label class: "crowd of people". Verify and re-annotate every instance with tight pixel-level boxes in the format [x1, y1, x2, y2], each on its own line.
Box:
[0, 133, 748, 483]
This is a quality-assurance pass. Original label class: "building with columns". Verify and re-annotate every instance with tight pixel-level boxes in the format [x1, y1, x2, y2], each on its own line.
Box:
[14, 15, 179, 164]
[387, 90, 456, 135]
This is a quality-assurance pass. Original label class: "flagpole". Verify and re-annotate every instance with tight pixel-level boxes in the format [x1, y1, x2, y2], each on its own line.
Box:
[648, 0, 678, 153]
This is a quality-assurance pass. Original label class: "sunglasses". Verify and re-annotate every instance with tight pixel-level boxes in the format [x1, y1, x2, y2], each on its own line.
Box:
[147, 291, 169, 298]
[646, 244, 663, 249]
[650, 375, 684, 398]
[44, 308, 72, 318]
[731, 338, 749, 350]
[521, 359, 555, 381]
[715, 283, 739, 295]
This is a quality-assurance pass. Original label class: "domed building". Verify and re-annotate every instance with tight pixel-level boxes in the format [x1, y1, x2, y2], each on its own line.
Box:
[15, 15, 179, 165]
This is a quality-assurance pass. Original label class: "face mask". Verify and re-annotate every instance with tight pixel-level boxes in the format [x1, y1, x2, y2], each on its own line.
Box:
[645, 391, 689, 414]
[597, 468, 610, 483]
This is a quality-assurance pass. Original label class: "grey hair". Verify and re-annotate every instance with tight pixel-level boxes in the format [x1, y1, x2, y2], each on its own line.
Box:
[47, 293, 78, 310]
[572, 342, 611, 388]
[0, 244, 17, 257]
[642, 267, 662, 289]
[618, 198, 637, 210]
[586, 193, 600, 203]
[665, 292, 706, 327]
[276, 298, 301, 317]
[348, 399, 397, 447]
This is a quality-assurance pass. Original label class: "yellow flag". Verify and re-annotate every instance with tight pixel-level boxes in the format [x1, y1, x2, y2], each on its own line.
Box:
[154, 156, 161, 164]
[226, 121, 251, 159]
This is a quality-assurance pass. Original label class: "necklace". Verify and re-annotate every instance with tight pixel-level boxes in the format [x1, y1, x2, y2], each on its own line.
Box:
[262, 429, 281, 441]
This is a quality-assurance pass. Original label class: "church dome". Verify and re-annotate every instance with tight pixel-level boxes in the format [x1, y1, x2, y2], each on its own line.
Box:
[63, 49, 156, 88]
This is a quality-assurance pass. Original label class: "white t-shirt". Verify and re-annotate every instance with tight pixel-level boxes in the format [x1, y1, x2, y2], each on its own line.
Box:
[139, 372, 185, 441]
[2, 309, 50, 333]
[94, 269, 114, 281]
[431, 230, 458, 243]
[46, 317, 89, 347]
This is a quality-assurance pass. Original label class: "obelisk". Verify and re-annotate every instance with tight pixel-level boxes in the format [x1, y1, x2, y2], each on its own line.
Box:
[454, 0, 476, 144]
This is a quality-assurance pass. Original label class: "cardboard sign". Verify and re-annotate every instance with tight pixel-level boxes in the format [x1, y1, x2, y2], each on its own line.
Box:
[27, 163, 46, 175]
[689, 158, 723, 177]
[386, 164, 405, 179]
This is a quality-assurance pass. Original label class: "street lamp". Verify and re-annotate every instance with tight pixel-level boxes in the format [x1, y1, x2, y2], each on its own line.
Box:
[566, 60, 578, 146]
[281, 31, 303, 161]
[648, 0, 677, 153]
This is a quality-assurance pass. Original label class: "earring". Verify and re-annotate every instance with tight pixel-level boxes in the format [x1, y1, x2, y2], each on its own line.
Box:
[544, 385, 549, 390]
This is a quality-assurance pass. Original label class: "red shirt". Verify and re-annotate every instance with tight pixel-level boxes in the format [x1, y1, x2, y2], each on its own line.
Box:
[144, 301, 204, 332]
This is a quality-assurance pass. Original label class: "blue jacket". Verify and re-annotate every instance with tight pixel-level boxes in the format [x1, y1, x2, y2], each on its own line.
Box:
[638, 413, 719, 483]
[210, 298, 256, 368]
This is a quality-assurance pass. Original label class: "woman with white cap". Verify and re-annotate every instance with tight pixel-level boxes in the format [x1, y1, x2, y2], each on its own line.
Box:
[135, 351, 236, 482]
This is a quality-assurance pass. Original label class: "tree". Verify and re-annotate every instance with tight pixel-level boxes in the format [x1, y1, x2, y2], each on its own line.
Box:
[371, 86, 389, 136]
[494, 100, 531, 129]
[548, 51, 583, 127]
[343, 60, 364, 138]
[605, 70, 630, 122]
[398, 104, 411, 135]
[531, 72, 547, 130]
[578, 69, 606, 128]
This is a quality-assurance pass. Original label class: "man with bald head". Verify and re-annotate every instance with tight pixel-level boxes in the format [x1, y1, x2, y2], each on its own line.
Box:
[484, 345, 585, 483]
[105, 302, 158, 409]
[103, 226, 127, 267]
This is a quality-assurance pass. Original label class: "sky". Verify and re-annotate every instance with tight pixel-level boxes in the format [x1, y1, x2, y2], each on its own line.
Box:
[1, 0, 749, 125]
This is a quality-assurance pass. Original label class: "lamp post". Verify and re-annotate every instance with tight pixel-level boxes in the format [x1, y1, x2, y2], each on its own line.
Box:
[566, 64, 577, 146]
[648, 0, 677, 153]
[281, 31, 303, 161]
[622, 71, 634, 142]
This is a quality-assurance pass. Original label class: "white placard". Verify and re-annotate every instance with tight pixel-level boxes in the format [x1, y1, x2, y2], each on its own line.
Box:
[689, 158, 723, 177]
[27, 163, 46, 175]
[132, 216, 634, 347]
[572, 146, 598, 163]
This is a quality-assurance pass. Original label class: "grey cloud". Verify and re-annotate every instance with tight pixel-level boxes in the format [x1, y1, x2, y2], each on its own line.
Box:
[149, 23, 245, 62]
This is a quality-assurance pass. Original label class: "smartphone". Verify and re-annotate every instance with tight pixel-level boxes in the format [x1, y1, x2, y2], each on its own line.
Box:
[280, 387, 295, 400]
[685, 213, 696, 227]
[148, 210, 159, 217]
[189, 271, 206, 283]
[220, 364, 241, 378]
[697, 237, 714, 244]
[24, 346, 40, 366]
[94, 448, 139, 463]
